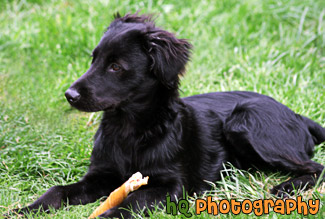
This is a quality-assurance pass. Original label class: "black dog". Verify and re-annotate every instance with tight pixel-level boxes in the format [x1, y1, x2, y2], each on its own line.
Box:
[16, 13, 324, 218]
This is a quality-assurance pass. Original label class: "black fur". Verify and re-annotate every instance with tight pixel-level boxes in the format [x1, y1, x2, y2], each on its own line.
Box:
[15, 13, 325, 218]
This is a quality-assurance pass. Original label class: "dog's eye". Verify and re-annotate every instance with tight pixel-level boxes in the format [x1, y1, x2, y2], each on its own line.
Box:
[108, 63, 122, 72]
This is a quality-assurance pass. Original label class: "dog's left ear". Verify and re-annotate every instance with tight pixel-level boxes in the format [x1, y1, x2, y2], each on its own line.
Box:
[146, 29, 192, 89]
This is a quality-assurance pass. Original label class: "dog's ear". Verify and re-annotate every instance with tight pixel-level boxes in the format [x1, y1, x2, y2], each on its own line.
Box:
[146, 29, 192, 89]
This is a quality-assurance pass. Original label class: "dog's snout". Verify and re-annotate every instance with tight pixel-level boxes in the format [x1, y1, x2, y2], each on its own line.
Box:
[65, 88, 81, 103]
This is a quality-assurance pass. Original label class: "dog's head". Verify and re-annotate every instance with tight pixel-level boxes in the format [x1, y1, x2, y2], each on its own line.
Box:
[65, 13, 191, 112]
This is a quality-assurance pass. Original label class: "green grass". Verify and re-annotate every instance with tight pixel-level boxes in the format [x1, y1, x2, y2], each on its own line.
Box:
[0, 0, 324, 218]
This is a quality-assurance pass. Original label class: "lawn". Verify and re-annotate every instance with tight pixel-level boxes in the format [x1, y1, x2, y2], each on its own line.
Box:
[0, 0, 324, 218]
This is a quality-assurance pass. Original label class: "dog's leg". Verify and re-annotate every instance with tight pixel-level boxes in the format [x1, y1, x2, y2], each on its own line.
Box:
[12, 172, 118, 215]
[98, 187, 181, 219]
[223, 98, 325, 197]
[270, 160, 324, 197]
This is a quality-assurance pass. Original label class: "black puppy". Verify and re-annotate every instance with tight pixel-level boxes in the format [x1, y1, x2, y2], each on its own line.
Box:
[17, 13, 325, 218]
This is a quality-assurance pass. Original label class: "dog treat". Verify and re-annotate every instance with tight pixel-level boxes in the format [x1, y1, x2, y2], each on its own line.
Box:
[88, 172, 149, 219]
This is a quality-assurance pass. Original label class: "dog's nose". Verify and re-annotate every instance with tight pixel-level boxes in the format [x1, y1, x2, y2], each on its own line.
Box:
[65, 88, 81, 103]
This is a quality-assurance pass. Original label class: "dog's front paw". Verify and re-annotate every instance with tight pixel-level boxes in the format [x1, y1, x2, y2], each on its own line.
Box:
[98, 207, 131, 219]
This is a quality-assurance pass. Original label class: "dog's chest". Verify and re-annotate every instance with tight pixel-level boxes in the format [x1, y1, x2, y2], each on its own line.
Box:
[91, 127, 149, 176]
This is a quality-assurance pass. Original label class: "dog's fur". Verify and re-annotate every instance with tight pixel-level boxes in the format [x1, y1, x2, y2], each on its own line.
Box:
[17, 13, 325, 218]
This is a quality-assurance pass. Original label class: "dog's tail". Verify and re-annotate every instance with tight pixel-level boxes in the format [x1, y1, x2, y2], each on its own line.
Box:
[302, 116, 325, 145]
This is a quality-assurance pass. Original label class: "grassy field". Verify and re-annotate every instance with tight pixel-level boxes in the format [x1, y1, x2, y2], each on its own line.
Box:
[0, 0, 324, 218]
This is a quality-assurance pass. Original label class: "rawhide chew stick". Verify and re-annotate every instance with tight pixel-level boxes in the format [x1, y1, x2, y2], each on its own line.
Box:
[88, 172, 149, 219]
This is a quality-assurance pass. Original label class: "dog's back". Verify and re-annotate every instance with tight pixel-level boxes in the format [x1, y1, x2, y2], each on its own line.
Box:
[183, 91, 325, 166]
